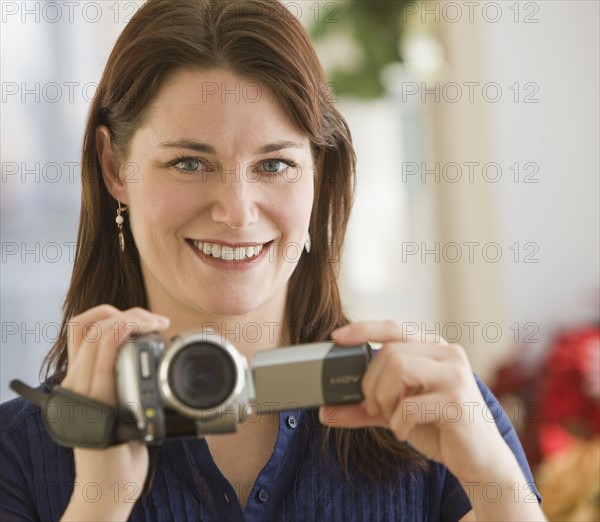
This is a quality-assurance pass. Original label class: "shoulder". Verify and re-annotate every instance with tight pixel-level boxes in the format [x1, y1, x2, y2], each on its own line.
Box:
[1, 389, 60, 472]
[1, 393, 44, 435]
[472, 374, 542, 503]
[472, 374, 520, 440]
[1, 389, 75, 521]
[1, 384, 73, 474]
[471, 374, 530, 459]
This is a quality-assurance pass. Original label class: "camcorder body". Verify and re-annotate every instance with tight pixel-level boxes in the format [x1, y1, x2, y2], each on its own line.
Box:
[10, 332, 372, 448]
[115, 331, 371, 443]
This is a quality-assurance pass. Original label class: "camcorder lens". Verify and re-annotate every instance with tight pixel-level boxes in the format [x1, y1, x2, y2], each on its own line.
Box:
[168, 342, 236, 409]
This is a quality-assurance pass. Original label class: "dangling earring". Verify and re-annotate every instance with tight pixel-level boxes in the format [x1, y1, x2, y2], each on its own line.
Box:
[304, 232, 311, 254]
[116, 199, 128, 252]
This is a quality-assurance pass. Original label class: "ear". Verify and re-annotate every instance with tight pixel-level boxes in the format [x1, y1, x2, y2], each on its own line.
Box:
[96, 125, 128, 204]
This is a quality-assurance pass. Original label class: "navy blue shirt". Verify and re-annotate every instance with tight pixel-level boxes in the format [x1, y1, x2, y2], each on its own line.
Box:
[1, 377, 540, 521]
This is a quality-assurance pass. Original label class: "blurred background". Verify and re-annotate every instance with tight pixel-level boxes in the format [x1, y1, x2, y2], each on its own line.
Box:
[1, 1, 598, 518]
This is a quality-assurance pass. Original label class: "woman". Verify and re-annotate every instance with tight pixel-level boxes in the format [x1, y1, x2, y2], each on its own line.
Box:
[1, 0, 545, 520]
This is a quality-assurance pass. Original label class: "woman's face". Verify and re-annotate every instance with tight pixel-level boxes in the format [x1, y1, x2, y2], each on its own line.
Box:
[110, 68, 315, 319]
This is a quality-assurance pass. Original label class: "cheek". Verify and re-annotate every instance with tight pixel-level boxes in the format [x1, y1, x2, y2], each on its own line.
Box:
[275, 179, 314, 235]
[126, 180, 197, 243]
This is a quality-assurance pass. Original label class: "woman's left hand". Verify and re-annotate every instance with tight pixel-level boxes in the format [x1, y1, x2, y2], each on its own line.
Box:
[319, 320, 514, 483]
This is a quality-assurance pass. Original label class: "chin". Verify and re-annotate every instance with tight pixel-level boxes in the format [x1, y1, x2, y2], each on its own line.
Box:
[195, 294, 266, 318]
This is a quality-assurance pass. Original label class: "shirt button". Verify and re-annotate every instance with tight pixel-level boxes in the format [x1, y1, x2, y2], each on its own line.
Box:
[286, 415, 298, 429]
[258, 488, 269, 502]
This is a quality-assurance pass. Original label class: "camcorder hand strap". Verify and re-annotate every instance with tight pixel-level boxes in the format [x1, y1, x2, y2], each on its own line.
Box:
[9, 379, 143, 448]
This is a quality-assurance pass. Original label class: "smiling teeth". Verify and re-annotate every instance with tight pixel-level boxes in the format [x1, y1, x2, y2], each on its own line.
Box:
[192, 241, 263, 261]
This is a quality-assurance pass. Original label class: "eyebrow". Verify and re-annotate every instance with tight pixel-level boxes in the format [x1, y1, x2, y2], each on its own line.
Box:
[256, 141, 304, 154]
[158, 139, 304, 155]
[159, 140, 216, 154]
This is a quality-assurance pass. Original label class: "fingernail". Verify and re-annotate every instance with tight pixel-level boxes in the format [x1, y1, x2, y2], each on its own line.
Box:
[318, 407, 327, 423]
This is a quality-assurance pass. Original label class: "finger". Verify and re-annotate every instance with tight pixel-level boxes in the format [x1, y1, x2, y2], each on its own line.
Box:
[332, 320, 406, 345]
[362, 349, 441, 399]
[67, 312, 125, 394]
[318, 403, 387, 429]
[376, 342, 455, 362]
[66, 304, 120, 362]
[364, 353, 451, 420]
[89, 310, 170, 402]
[389, 393, 443, 441]
[358, 350, 388, 416]
[69, 309, 169, 399]
[359, 346, 419, 417]
[333, 321, 449, 346]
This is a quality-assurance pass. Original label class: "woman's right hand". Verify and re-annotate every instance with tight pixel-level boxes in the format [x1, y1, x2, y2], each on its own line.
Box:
[60, 305, 170, 521]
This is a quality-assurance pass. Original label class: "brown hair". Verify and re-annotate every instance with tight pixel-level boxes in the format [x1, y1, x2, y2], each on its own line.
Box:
[42, 0, 427, 484]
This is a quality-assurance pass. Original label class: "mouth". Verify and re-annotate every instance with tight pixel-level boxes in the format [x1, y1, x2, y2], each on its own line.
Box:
[187, 239, 271, 262]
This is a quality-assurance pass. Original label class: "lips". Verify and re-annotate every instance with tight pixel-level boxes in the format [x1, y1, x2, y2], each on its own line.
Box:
[187, 240, 269, 262]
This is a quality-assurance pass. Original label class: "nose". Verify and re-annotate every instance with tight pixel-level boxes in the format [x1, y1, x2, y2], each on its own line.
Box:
[210, 169, 259, 229]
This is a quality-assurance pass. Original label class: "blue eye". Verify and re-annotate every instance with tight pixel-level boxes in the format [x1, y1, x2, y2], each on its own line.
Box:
[261, 160, 286, 173]
[176, 159, 202, 172]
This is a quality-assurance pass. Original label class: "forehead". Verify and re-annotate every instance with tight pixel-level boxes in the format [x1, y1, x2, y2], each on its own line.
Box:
[136, 68, 309, 155]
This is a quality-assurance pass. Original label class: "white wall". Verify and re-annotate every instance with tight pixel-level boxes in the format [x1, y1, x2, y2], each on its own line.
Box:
[429, 0, 599, 378]
[0, 5, 127, 402]
[484, 0, 600, 346]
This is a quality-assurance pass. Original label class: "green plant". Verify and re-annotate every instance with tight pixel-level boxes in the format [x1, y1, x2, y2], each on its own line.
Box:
[310, 0, 415, 98]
